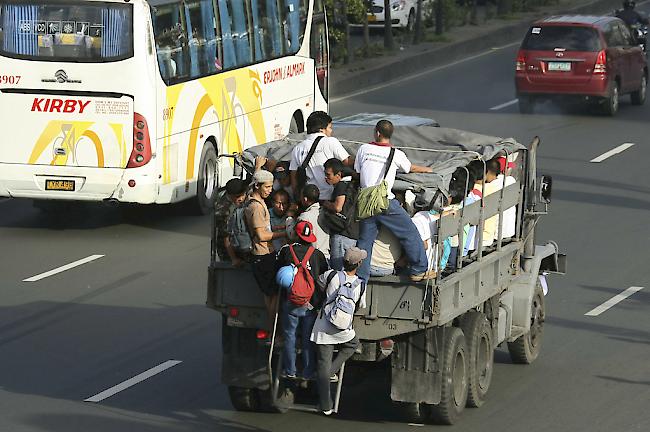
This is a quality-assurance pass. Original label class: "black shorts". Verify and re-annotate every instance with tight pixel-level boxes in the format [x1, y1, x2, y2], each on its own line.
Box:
[251, 253, 279, 297]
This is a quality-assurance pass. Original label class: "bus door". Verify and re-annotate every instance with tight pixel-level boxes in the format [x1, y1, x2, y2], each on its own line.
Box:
[310, 0, 329, 107]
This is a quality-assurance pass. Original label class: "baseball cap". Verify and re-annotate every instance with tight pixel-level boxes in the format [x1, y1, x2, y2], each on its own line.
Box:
[295, 220, 317, 243]
[497, 156, 515, 173]
[344, 247, 367, 265]
[273, 161, 290, 180]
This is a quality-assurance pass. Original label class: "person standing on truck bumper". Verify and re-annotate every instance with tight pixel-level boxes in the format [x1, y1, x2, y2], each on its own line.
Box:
[311, 247, 367, 416]
[354, 120, 436, 282]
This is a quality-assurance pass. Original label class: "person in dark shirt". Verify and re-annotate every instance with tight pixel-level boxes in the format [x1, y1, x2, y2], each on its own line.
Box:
[322, 158, 359, 270]
[214, 178, 247, 266]
[617, 1, 649, 27]
[276, 220, 329, 380]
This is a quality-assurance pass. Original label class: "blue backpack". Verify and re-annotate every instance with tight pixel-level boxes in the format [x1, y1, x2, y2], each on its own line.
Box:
[321, 271, 364, 330]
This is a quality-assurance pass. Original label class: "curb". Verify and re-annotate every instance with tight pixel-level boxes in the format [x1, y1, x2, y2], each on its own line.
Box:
[330, 0, 617, 98]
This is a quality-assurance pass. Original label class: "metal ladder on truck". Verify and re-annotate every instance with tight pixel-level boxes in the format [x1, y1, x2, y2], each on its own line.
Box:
[267, 306, 347, 414]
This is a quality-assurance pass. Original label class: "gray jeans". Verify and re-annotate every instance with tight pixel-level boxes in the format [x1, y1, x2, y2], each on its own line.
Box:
[315, 335, 360, 411]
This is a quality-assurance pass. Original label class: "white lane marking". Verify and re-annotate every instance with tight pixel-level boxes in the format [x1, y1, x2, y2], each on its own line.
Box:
[585, 286, 644, 317]
[330, 41, 520, 103]
[84, 360, 182, 403]
[590, 143, 635, 163]
[23, 254, 105, 282]
[490, 99, 518, 111]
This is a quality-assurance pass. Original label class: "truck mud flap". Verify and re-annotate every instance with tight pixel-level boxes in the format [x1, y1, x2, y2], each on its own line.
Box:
[221, 321, 269, 389]
[391, 327, 444, 405]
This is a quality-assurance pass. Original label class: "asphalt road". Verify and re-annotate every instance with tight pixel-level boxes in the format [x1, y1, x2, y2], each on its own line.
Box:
[2, 25, 650, 432]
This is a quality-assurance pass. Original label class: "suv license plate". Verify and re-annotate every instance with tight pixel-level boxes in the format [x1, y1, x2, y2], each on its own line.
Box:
[45, 179, 75, 191]
[367, 14, 376, 22]
[548, 61, 571, 71]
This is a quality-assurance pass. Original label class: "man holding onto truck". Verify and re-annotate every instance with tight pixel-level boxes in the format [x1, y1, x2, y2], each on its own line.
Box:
[354, 120, 436, 282]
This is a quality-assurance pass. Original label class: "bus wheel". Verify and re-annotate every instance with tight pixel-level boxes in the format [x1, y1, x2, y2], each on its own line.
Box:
[429, 327, 468, 425]
[508, 281, 545, 364]
[227, 386, 260, 412]
[192, 143, 218, 215]
[461, 312, 493, 408]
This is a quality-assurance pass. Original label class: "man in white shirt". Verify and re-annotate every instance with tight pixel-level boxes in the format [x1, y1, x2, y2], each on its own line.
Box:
[290, 111, 353, 200]
[354, 120, 436, 282]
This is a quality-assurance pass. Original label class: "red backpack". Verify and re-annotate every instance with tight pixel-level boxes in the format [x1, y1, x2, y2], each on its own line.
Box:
[288, 245, 315, 306]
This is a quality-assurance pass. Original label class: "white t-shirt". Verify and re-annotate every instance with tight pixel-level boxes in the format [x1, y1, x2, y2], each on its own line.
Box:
[289, 133, 350, 200]
[411, 211, 441, 272]
[297, 202, 330, 258]
[311, 270, 366, 345]
[491, 174, 517, 239]
[354, 143, 411, 200]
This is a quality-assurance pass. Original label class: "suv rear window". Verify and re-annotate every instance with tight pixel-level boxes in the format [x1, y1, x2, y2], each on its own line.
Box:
[522, 25, 602, 52]
[0, 1, 133, 62]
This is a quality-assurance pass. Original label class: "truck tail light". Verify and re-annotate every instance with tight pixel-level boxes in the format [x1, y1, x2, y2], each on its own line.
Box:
[515, 51, 526, 72]
[593, 50, 606, 74]
[256, 329, 269, 340]
[127, 112, 152, 168]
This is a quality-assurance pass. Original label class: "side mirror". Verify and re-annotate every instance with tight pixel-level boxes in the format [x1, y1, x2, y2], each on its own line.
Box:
[539, 175, 552, 204]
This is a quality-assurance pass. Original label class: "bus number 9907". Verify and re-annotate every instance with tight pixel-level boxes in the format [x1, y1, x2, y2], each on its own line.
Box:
[0, 75, 21, 85]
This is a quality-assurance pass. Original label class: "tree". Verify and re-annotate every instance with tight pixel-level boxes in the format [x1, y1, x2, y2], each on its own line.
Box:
[363, 0, 371, 53]
[384, 0, 394, 49]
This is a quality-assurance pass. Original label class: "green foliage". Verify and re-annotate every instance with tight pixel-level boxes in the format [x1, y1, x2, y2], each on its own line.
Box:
[324, 0, 367, 64]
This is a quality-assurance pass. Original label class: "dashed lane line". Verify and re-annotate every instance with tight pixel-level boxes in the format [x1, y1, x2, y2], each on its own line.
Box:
[590, 143, 635, 163]
[84, 360, 183, 403]
[23, 254, 105, 282]
[490, 99, 518, 111]
[585, 286, 644, 317]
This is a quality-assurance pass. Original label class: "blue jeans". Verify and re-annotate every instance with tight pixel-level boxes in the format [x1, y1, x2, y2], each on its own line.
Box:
[329, 234, 357, 271]
[281, 302, 317, 377]
[357, 199, 428, 281]
[370, 265, 394, 277]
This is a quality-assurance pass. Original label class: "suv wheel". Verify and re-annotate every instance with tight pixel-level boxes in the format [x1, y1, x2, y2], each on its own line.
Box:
[631, 75, 647, 105]
[603, 81, 619, 116]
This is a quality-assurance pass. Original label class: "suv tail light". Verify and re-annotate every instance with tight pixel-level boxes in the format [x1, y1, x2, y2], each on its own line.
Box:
[127, 112, 152, 168]
[593, 50, 606, 74]
[516, 51, 526, 72]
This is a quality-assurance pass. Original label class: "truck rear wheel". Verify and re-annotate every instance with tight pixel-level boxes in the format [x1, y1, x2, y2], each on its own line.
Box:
[429, 327, 468, 425]
[228, 386, 260, 412]
[461, 312, 493, 408]
[508, 281, 545, 364]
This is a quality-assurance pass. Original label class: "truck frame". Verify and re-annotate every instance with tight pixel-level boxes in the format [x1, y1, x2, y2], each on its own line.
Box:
[206, 132, 566, 424]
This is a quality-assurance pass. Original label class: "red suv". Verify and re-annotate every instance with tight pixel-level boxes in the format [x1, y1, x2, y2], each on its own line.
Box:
[515, 15, 648, 116]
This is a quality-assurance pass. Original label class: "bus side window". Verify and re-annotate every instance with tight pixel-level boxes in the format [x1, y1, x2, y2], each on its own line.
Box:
[152, 3, 189, 84]
[184, 0, 219, 78]
[250, 0, 284, 61]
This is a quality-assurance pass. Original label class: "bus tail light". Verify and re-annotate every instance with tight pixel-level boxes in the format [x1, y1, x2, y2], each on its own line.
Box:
[127, 112, 152, 168]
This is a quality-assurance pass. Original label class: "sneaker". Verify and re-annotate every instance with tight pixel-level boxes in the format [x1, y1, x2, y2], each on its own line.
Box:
[281, 371, 297, 380]
[322, 409, 333, 416]
[410, 270, 437, 282]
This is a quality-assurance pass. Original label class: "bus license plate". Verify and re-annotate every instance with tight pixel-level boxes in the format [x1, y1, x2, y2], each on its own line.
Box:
[45, 179, 75, 191]
[548, 62, 571, 71]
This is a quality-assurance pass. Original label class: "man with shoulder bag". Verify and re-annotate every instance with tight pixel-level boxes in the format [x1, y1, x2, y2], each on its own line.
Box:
[354, 120, 436, 283]
[322, 158, 359, 271]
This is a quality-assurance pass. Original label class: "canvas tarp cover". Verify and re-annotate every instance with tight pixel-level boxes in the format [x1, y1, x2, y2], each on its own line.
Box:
[241, 126, 525, 201]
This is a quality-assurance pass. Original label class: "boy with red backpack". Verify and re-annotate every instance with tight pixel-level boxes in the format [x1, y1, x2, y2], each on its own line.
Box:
[276, 220, 328, 380]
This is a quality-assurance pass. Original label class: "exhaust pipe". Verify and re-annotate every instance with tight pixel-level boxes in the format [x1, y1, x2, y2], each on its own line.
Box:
[102, 198, 120, 208]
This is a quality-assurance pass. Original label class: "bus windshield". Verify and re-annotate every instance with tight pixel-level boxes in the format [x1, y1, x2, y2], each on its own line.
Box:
[0, 1, 133, 62]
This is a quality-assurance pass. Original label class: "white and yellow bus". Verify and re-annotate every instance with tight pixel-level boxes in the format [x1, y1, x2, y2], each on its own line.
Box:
[0, 0, 329, 213]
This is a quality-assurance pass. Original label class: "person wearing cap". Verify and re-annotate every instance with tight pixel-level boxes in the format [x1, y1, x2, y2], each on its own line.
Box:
[354, 119, 436, 283]
[290, 111, 353, 201]
[214, 178, 248, 266]
[245, 169, 287, 331]
[276, 220, 328, 380]
[310, 246, 367, 416]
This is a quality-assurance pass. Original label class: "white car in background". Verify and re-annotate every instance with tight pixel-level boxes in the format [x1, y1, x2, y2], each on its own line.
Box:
[355, 0, 419, 31]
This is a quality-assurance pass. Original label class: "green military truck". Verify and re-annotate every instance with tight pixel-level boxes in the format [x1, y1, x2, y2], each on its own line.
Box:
[206, 125, 566, 424]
